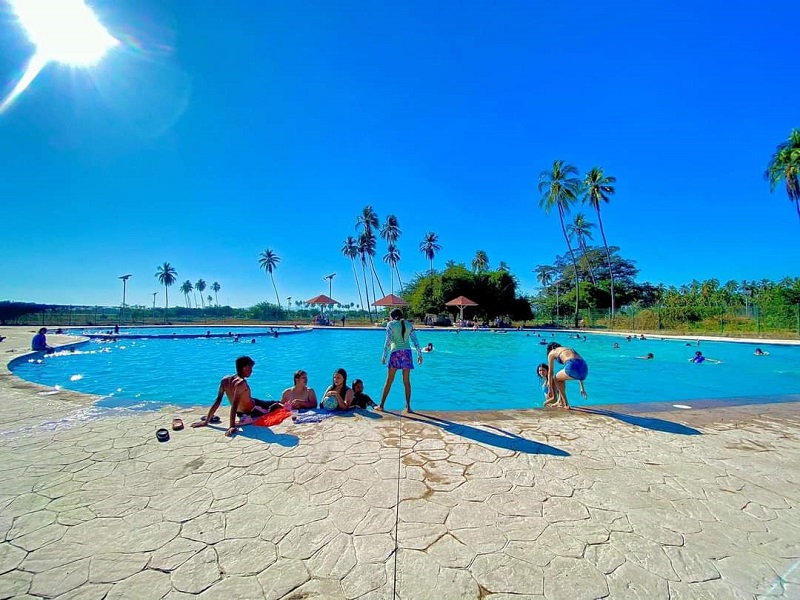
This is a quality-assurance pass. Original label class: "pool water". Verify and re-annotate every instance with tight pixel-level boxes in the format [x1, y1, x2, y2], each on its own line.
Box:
[11, 328, 800, 412]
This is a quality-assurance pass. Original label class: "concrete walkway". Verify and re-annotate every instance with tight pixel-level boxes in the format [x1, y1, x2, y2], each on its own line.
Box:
[1, 326, 798, 599]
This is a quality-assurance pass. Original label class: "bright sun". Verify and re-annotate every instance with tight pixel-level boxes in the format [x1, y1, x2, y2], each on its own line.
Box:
[1, 0, 118, 112]
[12, 0, 118, 66]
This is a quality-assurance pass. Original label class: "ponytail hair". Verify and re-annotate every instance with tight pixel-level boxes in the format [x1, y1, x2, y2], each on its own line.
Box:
[390, 308, 407, 339]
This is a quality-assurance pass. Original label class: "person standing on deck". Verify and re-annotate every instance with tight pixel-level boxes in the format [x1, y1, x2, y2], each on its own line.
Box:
[377, 309, 423, 413]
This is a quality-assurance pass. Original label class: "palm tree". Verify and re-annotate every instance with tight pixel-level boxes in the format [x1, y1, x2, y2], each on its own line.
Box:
[384, 244, 402, 295]
[358, 232, 374, 320]
[497, 261, 509, 272]
[539, 160, 582, 327]
[258, 249, 282, 308]
[155, 262, 178, 324]
[534, 265, 556, 288]
[341, 236, 364, 313]
[419, 232, 441, 274]
[356, 206, 385, 298]
[471, 250, 489, 273]
[211, 282, 221, 306]
[583, 166, 618, 318]
[179, 280, 193, 308]
[566, 213, 597, 285]
[207, 295, 213, 307]
[764, 128, 800, 222]
[195, 279, 207, 308]
[380, 215, 402, 290]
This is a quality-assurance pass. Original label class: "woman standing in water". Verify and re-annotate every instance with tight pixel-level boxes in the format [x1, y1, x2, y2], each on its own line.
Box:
[378, 309, 423, 413]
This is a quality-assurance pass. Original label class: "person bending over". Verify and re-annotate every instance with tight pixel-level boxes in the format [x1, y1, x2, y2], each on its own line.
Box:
[545, 342, 588, 409]
[281, 370, 318, 409]
[191, 356, 280, 436]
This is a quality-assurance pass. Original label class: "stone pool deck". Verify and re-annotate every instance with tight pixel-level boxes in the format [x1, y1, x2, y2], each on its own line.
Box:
[1, 327, 799, 599]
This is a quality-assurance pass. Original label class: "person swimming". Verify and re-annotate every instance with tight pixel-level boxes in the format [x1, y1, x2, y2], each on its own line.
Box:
[690, 350, 721, 364]
[754, 348, 769, 356]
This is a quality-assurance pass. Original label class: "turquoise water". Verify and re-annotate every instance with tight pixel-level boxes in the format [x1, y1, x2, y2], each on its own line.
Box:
[10, 328, 800, 411]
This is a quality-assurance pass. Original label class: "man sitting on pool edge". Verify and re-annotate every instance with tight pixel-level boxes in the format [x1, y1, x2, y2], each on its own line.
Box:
[191, 355, 280, 436]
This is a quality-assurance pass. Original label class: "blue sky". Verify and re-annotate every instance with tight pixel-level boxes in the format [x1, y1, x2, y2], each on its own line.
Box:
[1, 0, 798, 309]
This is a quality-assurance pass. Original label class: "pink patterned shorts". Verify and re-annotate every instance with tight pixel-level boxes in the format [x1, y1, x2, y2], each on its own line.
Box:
[388, 349, 414, 370]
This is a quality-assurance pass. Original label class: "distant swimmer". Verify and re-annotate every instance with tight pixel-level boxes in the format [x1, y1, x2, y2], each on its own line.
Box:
[422, 342, 434, 353]
[689, 350, 721, 364]
[613, 342, 620, 349]
[754, 348, 769, 356]
[636, 353, 655, 360]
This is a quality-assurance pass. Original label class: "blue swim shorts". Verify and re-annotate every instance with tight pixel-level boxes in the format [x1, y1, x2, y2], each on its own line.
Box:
[388, 349, 414, 370]
[564, 358, 588, 381]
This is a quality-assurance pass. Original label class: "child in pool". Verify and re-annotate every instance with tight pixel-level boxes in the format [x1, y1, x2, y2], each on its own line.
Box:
[537, 363, 560, 408]
[351, 379, 377, 409]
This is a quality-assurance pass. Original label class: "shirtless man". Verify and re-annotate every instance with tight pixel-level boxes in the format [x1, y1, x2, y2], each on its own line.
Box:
[545, 342, 588, 409]
[191, 356, 279, 436]
[280, 370, 318, 409]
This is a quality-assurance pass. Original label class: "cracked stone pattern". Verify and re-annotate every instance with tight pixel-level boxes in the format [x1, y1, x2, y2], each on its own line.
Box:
[1, 329, 800, 598]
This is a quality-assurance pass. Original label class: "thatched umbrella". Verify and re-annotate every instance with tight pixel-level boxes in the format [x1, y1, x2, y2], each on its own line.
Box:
[372, 294, 409, 308]
[306, 294, 338, 317]
[445, 295, 479, 323]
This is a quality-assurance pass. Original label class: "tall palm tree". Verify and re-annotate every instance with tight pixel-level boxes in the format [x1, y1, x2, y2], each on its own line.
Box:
[383, 244, 403, 295]
[419, 232, 441, 274]
[566, 212, 597, 285]
[211, 282, 221, 307]
[195, 279, 207, 308]
[471, 250, 489, 273]
[764, 128, 800, 222]
[358, 232, 377, 320]
[341, 236, 364, 315]
[155, 262, 178, 324]
[356, 234, 373, 321]
[380, 214, 402, 290]
[582, 166, 618, 318]
[258, 249, 282, 308]
[356, 206, 385, 298]
[497, 261, 509, 272]
[179, 280, 193, 307]
[539, 160, 582, 327]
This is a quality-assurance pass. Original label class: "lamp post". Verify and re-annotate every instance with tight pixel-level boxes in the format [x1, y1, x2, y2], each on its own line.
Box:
[151, 292, 158, 321]
[323, 273, 336, 316]
[118, 274, 132, 325]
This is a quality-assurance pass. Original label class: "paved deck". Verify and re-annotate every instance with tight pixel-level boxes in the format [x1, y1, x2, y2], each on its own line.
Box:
[1, 326, 799, 599]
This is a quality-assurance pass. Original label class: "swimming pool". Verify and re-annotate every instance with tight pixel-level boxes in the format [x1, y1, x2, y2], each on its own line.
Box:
[10, 328, 800, 412]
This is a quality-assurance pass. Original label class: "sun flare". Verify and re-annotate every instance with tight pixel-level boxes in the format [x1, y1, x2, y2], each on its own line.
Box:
[1, 0, 118, 112]
[12, 0, 118, 66]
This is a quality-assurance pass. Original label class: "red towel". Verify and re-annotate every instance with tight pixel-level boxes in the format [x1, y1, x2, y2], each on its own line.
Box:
[252, 406, 291, 427]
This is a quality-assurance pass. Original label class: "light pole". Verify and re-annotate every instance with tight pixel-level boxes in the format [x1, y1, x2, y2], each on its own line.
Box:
[323, 273, 336, 316]
[152, 292, 158, 321]
[287, 296, 292, 317]
[118, 274, 132, 325]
